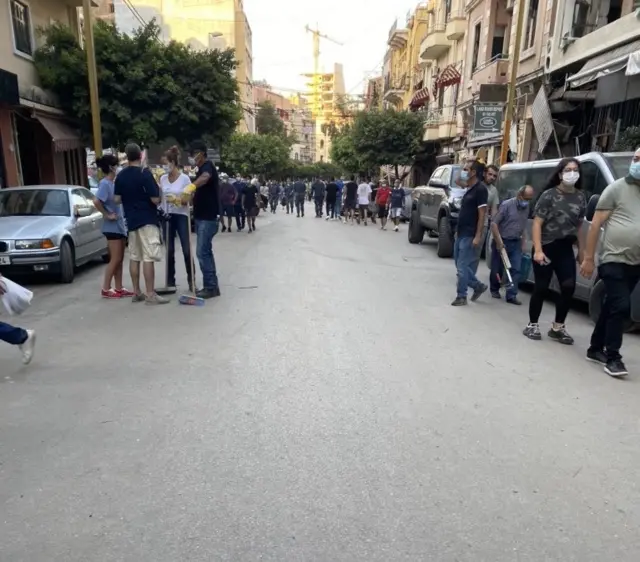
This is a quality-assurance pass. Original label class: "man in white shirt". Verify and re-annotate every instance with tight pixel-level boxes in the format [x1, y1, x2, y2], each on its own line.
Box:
[357, 178, 372, 226]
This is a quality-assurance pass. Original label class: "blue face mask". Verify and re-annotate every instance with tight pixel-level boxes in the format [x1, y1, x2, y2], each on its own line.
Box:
[517, 200, 529, 209]
[460, 170, 469, 181]
[630, 162, 640, 179]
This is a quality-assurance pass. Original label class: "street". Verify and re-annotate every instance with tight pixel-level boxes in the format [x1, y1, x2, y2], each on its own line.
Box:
[2, 203, 640, 562]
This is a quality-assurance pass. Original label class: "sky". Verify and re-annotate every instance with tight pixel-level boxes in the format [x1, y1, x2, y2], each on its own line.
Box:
[244, 0, 419, 96]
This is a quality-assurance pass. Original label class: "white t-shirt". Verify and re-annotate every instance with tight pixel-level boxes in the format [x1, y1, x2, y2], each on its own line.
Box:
[160, 172, 191, 215]
[357, 183, 372, 205]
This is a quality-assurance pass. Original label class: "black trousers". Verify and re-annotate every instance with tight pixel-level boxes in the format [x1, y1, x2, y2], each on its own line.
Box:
[529, 237, 576, 324]
[234, 204, 245, 229]
[314, 197, 323, 216]
[590, 262, 640, 361]
[326, 200, 336, 218]
[295, 196, 305, 215]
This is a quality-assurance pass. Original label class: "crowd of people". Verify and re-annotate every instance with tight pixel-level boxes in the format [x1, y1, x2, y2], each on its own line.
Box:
[450, 147, 640, 378]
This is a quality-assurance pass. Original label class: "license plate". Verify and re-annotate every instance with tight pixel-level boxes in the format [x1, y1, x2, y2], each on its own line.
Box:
[0, 256, 10, 265]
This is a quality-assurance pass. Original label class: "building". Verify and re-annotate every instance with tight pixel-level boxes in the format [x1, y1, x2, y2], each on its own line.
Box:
[108, 0, 254, 133]
[365, 77, 383, 110]
[289, 94, 316, 164]
[94, 0, 114, 22]
[1, 0, 93, 188]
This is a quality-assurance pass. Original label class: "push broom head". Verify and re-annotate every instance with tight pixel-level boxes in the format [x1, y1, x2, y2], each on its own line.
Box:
[179, 294, 205, 306]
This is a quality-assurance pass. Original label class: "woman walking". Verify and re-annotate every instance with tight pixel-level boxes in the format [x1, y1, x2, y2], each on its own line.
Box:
[160, 146, 195, 291]
[523, 158, 586, 344]
[243, 178, 261, 233]
[94, 154, 133, 299]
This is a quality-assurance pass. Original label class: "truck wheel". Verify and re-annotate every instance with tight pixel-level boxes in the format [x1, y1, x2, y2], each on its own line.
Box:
[437, 216, 454, 258]
[58, 240, 75, 284]
[407, 210, 425, 244]
[589, 279, 635, 332]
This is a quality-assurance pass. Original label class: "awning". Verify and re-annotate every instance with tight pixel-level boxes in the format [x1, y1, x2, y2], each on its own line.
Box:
[568, 39, 640, 88]
[409, 87, 430, 109]
[436, 64, 461, 89]
[34, 115, 84, 152]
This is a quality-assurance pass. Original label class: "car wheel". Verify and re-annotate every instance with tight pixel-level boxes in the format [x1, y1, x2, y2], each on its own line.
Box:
[59, 240, 75, 284]
[437, 216, 454, 258]
[589, 278, 635, 332]
[407, 210, 425, 244]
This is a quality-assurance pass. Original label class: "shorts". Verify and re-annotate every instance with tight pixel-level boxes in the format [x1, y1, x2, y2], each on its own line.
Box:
[389, 207, 403, 219]
[359, 203, 369, 213]
[245, 206, 259, 217]
[104, 232, 127, 241]
[128, 224, 162, 263]
[345, 199, 356, 210]
[222, 204, 235, 217]
[377, 206, 388, 219]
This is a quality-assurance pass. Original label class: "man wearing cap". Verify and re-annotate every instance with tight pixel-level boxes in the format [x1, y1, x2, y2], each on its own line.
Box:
[189, 140, 221, 299]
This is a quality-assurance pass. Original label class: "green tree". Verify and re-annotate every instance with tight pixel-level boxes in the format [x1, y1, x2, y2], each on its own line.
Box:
[222, 133, 290, 177]
[351, 109, 424, 178]
[255, 101, 285, 137]
[330, 127, 361, 174]
[34, 20, 241, 149]
[614, 126, 640, 151]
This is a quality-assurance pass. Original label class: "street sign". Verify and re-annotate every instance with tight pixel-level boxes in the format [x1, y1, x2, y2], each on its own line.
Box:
[472, 103, 504, 135]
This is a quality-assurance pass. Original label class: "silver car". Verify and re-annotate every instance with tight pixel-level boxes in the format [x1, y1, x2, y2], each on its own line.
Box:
[0, 186, 108, 283]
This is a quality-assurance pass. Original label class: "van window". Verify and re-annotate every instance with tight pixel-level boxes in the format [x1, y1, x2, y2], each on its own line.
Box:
[451, 166, 461, 186]
[431, 167, 444, 179]
[580, 160, 608, 202]
[497, 168, 528, 200]
[441, 167, 451, 186]
[529, 166, 556, 196]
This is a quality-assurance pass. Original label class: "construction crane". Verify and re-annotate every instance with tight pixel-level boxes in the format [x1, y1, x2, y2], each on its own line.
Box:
[305, 25, 343, 119]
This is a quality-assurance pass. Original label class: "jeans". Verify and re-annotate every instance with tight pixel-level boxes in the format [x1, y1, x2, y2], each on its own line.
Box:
[0, 321, 27, 345]
[335, 199, 342, 218]
[454, 236, 482, 298]
[286, 199, 294, 213]
[326, 200, 336, 218]
[489, 238, 522, 300]
[314, 197, 323, 216]
[167, 214, 194, 288]
[234, 204, 245, 230]
[296, 196, 305, 216]
[590, 262, 640, 361]
[195, 219, 219, 290]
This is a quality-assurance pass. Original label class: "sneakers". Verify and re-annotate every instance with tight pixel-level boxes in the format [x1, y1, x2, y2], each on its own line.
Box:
[586, 348, 607, 365]
[470, 283, 488, 302]
[548, 325, 574, 345]
[451, 296, 467, 306]
[132, 293, 146, 303]
[394, 226, 399, 232]
[19, 330, 36, 365]
[145, 293, 170, 306]
[491, 292, 502, 299]
[605, 359, 629, 378]
[116, 288, 135, 298]
[196, 287, 221, 299]
[101, 288, 121, 299]
[325, 216, 330, 221]
[506, 297, 522, 306]
[523, 323, 542, 340]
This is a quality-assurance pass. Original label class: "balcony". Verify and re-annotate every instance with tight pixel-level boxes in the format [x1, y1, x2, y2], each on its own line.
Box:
[420, 23, 451, 61]
[469, 54, 509, 95]
[446, 10, 466, 40]
[422, 108, 442, 142]
[383, 75, 408, 103]
[438, 108, 457, 139]
[388, 27, 409, 50]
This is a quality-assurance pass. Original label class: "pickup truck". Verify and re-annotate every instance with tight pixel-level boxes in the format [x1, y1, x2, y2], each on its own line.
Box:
[407, 164, 463, 258]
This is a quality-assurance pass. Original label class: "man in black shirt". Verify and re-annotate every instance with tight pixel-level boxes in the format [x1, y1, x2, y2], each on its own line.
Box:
[325, 177, 339, 220]
[344, 176, 358, 224]
[451, 158, 489, 306]
[189, 140, 221, 299]
[293, 178, 307, 217]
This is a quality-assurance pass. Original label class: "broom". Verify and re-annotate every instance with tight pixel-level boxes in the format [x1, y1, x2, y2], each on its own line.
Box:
[179, 204, 205, 306]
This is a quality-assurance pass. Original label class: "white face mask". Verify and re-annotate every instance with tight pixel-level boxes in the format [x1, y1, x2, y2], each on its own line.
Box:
[562, 171, 580, 185]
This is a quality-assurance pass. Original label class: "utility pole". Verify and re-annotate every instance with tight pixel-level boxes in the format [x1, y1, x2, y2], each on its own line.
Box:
[499, 0, 526, 165]
[82, 0, 102, 156]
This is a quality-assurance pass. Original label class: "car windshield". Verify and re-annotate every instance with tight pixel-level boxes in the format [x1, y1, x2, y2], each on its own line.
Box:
[451, 166, 462, 186]
[605, 155, 632, 180]
[0, 190, 70, 217]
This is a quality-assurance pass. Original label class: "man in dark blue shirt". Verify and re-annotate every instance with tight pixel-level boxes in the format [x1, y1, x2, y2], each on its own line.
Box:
[114, 143, 167, 305]
[189, 140, 220, 299]
[233, 175, 247, 231]
[451, 158, 489, 306]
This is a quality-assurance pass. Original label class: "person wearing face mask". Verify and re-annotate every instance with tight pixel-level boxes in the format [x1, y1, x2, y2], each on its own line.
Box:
[188, 140, 221, 299]
[451, 158, 489, 306]
[160, 146, 195, 291]
[489, 185, 534, 304]
[579, 147, 640, 377]
[523, 158, 586, 343]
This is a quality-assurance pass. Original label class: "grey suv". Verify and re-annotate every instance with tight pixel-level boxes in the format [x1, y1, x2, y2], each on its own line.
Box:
[407, 165, 462, 257]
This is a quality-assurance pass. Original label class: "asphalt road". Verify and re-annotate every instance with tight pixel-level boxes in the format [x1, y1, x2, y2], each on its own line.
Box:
[2, 203, 640, 561]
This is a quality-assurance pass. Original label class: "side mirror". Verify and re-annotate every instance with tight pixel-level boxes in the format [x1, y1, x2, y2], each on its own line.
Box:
[586, 194, 600, 222]
[75, 206, 92, 218]
[428, 179, 446, 189]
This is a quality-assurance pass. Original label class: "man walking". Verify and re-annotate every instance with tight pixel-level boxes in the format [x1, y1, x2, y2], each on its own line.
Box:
[114, 143, 168, 305]
[489, 185, 534, 305]
[311, 177, 326, 218]
[389, 179, 405, 232]
[325, 178, 339, 220]
[357, 178, 372, 225]
[233, 175, 247, 231]
[0, 275, 36, 364]
[268, 181, 280, 214]
[451, 158, 489, 306]
[189, 140, 221, 299]
[284, 180, 295, 214]
[375, 180, 391, 230]
[344, 175, 358, 224]
[580, 147, 640, 377]
[293, 177, 307, 217]
[219, 173, 236, 233]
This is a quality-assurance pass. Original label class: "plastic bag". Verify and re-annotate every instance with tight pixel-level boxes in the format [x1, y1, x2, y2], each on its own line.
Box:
[0, 276, 33, 316]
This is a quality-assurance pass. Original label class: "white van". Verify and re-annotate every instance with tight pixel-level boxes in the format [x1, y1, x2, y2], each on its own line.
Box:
[487, 151, 638, 327]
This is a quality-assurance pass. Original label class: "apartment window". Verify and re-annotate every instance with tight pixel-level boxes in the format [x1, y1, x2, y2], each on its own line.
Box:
[10, 0, 34, 57]
[320, 139, 324, 149]
[523, 0, 539, 51]
[320, 155, 324, 162]
[471, 23, 481, 73]
[109, 1, 115, 13]
[491, 26, 506, 58]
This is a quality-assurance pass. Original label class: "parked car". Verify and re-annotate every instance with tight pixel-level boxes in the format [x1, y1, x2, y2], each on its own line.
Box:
[486, 151, 638, 328]
[0, 186, 108, 283]
[407, 164, 462, 257]
[401, 187, 414, 221]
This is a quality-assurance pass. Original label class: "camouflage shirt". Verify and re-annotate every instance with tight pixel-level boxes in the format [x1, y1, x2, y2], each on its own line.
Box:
[534, 187, 586, 246]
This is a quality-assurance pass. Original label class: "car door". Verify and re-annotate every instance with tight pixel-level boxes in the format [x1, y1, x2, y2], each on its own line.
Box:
[422, 167, 446, 228]
[70, 189, 93, 262]
[79, 187, 106, 257]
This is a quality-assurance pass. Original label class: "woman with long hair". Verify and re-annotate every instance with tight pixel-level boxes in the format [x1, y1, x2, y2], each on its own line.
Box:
[160, 146, 195, 291]
[94, 154, 133, 298]
[523, 157, 586, 344]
